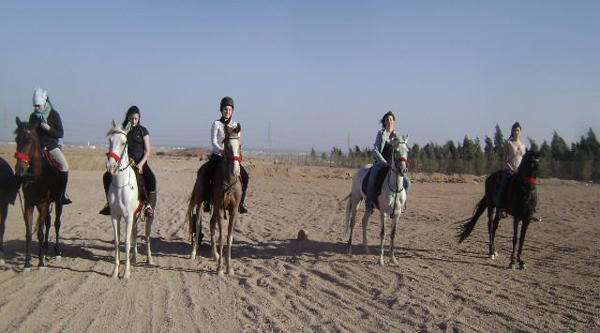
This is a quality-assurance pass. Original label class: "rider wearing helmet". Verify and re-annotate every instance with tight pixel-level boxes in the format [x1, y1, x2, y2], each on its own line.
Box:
[202, 96, 249, 213]
[365, 111, 411, 214]
[28, 88, 72, 204]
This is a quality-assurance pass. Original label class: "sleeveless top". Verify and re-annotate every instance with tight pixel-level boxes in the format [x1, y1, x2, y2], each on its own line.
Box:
[504, 139, 526, 174]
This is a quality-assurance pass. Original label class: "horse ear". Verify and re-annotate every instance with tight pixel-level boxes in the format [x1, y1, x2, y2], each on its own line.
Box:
[111, 119, 117, 128]
[403, 134, 409, 144]
[234, 123, 241, 134]
[123, 121, 132, 133]
[16, 116, 22, 127]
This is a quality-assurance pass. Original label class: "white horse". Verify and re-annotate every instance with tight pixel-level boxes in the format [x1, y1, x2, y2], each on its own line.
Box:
[106, 120, 153, 279]
[344, 134, 409, 266]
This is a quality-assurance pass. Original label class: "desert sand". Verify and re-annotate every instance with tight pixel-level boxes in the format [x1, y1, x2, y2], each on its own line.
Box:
[0, 145, 598, 332]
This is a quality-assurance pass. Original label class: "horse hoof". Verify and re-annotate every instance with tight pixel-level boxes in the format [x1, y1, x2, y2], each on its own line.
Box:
[509, 263, 516, 270]
[227, 268, 235, 276]
[378, 259, 385, 266]
[23, 267, 31, 272]
[123, 272, 131, 280]
[189, 254, 196, 260]
[0, 259, 5, 266]
[55, 256, 62, 262]
[147, 258, 153, 266]
[519, 263, 527, 270]
[38, 266, 46, 271]
[218, 271, 225, 278]
[489, 254, 496, 260]
[391, 258, 398, 265]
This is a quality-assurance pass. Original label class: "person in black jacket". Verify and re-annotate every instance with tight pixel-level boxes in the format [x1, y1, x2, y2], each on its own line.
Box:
[99, 106, 157, 217]
[28, 88, 72, 204]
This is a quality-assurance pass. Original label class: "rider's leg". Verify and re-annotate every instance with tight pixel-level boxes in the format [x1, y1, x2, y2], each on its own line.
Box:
[99, 172, 111, 215]
[403, 175, 411, 194]
[203, 154, 221, 212]
[497, 170, 511, 218]
[49, 148, 72, 205]
[143, 164, 157, 218]
[366, 163, 382, 213]
[239, 164, 249, 214]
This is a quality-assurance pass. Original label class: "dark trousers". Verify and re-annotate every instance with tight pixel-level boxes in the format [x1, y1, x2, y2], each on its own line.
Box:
[203, 154, 249, 202]
[103, 163, 157, 195]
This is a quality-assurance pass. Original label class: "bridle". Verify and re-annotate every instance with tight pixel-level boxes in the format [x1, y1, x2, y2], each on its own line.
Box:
[223, 136, 242, 164]
[106, 131, 131, 173]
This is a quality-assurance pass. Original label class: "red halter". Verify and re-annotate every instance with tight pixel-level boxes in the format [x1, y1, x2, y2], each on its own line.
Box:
[14, 151, 30, 163]
[397, 156, 409, 166]
[229, 156, 241, 162]
[524, 177, 538, 185]
[106, 151, 121, 164]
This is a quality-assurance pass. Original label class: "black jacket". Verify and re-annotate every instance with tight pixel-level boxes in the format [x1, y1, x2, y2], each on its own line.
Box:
[28, 108, 64, 150]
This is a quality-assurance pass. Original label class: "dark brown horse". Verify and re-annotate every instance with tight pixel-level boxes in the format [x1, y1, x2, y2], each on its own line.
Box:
[458, 150, 540, 269]
[0, 156, 18, 265]
[14, 117, 65, 269]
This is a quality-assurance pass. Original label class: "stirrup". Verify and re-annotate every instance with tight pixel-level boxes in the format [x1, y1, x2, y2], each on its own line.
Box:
[61, 194, 72, 205]
[239, 204, 248, 214]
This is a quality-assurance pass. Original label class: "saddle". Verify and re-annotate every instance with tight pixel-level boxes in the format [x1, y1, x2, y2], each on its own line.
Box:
[43, 149, 61, 174]
[362, 166, 389, 210]
[494, 172, 515, 209]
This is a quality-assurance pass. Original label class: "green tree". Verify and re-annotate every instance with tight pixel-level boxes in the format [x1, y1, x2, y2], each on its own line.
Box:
[528, 137, 540, 154]
[551, 131, 570, 161]
[493, 124, 505, 158]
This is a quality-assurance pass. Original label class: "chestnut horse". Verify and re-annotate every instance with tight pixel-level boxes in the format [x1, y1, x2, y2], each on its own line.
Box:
[187, 123, 242, 276]
[457, 150, 540, 269]
[14, 117, 65, 270]
[0, 157, 18, 265]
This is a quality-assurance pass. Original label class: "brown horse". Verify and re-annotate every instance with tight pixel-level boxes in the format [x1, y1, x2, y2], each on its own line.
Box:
[186, 124, 242, 276]
[14, 117, 65, 270]
[0, 157, 18, 265]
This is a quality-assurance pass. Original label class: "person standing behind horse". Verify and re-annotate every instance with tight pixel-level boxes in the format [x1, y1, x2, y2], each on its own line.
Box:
[365, 111, 411, 214]
[28, 88, 72, 204]
[100, 106, 157, 217]
[202, 96, 249, 214]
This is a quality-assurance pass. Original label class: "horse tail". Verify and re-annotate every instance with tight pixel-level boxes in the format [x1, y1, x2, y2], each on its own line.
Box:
[457, 197, 487, 243]
[186, 188, 196, 243]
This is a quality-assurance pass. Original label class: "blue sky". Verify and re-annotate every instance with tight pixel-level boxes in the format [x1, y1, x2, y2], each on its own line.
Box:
[1, 1, 598, 151]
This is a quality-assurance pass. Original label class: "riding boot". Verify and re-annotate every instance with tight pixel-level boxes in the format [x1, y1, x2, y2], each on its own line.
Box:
[145, 191, 157, 218]
[59, 171, 72, 205]
[238, 190, 248, 214]
[99, 172, 111, 215]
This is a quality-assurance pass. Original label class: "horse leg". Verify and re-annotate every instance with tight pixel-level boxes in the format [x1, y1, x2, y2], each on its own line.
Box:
[517, 218, 531, 269]
[145, 215, 153, 265]
[111, 215, 120, 278]
[378, 212, 387, 266]
[216, 214, 225, 277]
[23, 206, 34, 270]
[132, 216, 138, 264]
[54, 203, 63, 260]
[190, 204, 202, 260]
[389, 214, 399, 265]
[43, 208, 51, 258]
[361, 210, 371, 254]
[0, 203, 7, 265]
[346, 198, 358, 255]
[123, 213, 134, 279]
[37, 204, 48, 268]
[487, 207, 499, 259]
[210, 214, 219, 261]
[509, 217, 520, 269]
[226, 210, 236, 276]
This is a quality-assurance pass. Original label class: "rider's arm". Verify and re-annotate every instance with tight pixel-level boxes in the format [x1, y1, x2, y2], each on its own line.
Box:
[502, 141, 513, 172]
[46, 111, 64, 139]
[372, 130, 387, 164]
[138, 134, 150, 168]
[211, 121, 223, 153]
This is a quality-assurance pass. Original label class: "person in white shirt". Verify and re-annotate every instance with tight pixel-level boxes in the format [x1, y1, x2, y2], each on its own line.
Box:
[202, 96, 249, 213]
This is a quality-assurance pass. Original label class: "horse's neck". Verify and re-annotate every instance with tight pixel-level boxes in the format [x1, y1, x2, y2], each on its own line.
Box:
[113, 149, 132, 182]
[384, 167, 403, 193]
[219, 161, 237, 182]
[29, 140, 43, 178]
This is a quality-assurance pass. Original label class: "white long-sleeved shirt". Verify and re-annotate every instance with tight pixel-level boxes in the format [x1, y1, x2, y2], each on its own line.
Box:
[211, 119, 240, 156]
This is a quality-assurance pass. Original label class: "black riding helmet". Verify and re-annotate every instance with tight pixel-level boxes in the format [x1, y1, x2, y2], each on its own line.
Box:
[220, 96, 234, 111]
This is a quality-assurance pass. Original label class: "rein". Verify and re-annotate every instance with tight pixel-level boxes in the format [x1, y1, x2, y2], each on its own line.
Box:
[106, 131, 130, 172]
[524, 177, 538, 185]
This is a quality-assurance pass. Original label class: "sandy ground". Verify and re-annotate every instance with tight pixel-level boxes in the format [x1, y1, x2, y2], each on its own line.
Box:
[0, 146, 598, 332]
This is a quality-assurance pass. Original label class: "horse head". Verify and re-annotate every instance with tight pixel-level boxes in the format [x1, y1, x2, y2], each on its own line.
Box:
[518, 149, 540, 183]
[14, 116, 41, 178]
[106, 119, 131, 176]
[390, 133, 409, 175]
[223, 123, 242, 178]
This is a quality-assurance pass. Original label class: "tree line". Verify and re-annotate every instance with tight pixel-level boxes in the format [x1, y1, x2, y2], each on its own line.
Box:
[310, 126, 600, 181]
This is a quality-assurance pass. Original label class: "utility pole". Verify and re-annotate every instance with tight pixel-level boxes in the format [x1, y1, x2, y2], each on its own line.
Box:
[267, 121, 272, 157]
